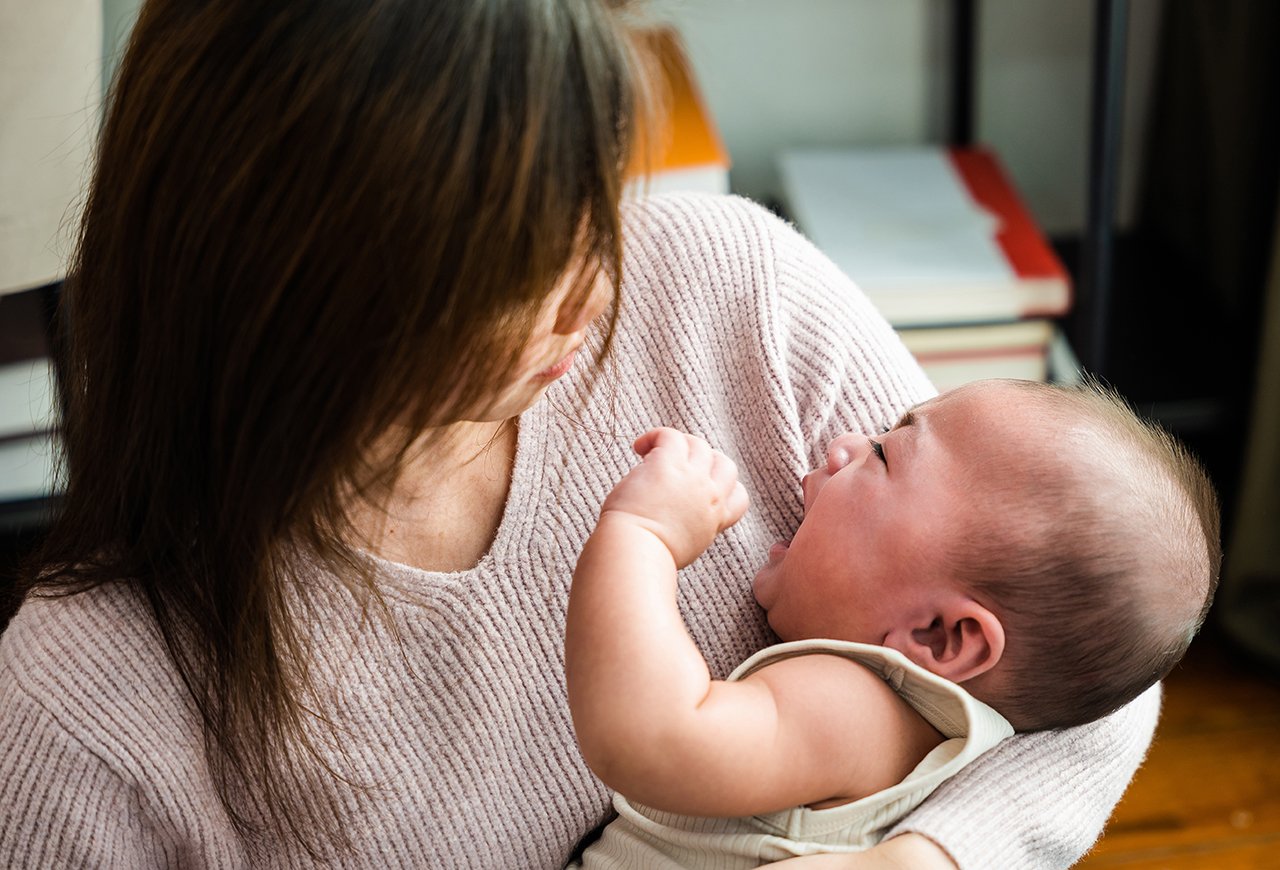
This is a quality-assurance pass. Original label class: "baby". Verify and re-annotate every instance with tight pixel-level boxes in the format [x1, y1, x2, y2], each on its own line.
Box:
[565, 378, 1220, 868]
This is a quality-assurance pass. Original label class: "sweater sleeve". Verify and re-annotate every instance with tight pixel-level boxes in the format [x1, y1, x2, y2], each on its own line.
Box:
[761, 205, 1159, 869]
[886, 686, 1159, 868]
[0, 677, 174, 868]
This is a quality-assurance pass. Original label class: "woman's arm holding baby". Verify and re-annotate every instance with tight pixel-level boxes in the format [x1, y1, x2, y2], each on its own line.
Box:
[881, 687, 1160, 868]
[566, 428, 926, 818]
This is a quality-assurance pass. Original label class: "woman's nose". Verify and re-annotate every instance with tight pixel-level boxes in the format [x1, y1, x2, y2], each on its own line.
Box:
[553, 270, 610, 336]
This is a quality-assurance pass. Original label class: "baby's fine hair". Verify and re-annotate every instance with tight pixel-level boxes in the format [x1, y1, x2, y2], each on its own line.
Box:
[951, 379, 1221, 731]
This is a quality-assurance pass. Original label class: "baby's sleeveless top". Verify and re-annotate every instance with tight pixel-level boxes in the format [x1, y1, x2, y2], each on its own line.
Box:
[575, 640, 1014, 869]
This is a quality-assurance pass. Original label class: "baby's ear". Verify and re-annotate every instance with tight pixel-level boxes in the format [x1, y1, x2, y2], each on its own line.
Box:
[883, 599, 1005, 684]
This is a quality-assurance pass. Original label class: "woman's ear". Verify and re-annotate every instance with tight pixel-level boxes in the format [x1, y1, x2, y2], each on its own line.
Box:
[883, 599, 1005, 684]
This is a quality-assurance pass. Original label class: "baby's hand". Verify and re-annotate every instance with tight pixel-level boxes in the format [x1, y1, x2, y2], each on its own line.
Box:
[600, 428, 749, 568]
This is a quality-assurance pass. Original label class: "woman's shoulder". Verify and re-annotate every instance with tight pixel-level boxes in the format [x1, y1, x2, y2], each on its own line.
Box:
[0, 582, 192, 753]
[2, 579, 161, 665]
[622, 190, 782, 234]
[0, 584, 238, 864]
[618, 192, 883, 325]
[621, 192, 800, 277]
[617, 192, 836, 331]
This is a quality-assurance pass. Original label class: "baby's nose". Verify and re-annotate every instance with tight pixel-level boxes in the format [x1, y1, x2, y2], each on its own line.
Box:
[825, 433, 862, 474]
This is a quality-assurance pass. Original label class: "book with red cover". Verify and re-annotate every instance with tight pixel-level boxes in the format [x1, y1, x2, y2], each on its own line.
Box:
[779, 146, 1071, 327]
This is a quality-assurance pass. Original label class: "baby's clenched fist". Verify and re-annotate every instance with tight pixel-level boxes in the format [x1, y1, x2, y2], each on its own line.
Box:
[599, 428, 749, 568]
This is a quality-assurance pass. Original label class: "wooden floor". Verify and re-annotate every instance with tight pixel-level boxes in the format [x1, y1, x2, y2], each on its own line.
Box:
[1076, 626, 1280, 869]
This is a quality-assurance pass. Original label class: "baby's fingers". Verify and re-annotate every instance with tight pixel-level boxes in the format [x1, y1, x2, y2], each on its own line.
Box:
[723, 481, 750, 528]
[633, 427, 687, 459]
[709, 450, 739, 497]
[686, 432, 716, 473]
[709, 451, 748, 525]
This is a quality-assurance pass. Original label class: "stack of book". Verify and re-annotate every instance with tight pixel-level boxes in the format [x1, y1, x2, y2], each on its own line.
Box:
[779, 146, 1073, 390]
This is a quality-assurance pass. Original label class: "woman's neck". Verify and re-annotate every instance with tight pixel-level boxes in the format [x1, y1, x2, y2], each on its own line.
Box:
[349, 417, 519, 573]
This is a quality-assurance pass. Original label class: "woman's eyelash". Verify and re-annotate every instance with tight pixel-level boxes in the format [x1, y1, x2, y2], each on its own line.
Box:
[869, 439, 886, 464]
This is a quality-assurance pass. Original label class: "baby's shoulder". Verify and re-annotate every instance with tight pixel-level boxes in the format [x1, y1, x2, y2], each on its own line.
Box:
[739, 646, 917, 716]
[737, 648, 945, 802]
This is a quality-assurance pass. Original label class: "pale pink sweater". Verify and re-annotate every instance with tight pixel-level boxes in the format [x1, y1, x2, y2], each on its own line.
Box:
[0, 194, 1158, 868]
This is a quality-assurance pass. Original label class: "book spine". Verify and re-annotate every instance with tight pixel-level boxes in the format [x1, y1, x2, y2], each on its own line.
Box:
[948, 148, 1073, 316]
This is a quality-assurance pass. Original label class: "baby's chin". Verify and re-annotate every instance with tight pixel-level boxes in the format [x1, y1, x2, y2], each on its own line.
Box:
[751, 540, 790, 610]
[752, 572, 804, 643]
[750, 564, 779, 612]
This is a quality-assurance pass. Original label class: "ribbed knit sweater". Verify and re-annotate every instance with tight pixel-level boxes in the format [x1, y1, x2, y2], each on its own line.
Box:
[0, 194, 1158, 869]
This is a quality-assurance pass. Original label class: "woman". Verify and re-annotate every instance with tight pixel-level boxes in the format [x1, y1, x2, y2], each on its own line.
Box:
[0, 1, 1157, 867]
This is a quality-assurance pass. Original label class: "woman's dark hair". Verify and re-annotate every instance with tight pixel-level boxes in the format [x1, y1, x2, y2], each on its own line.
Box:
[26, 0, 643, 853]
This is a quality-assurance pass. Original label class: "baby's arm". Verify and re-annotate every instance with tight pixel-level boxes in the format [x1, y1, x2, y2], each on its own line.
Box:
[566, 428, 927, 818]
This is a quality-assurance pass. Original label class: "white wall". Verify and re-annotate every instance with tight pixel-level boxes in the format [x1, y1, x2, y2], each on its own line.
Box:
[657, 1, 932, 192]
[98, 0, 1163, 236]
[659, 0, 1163, 235]
[655, 1, 936, 188]
[0, 0, 102, 294]
[977, 0, 1162, 233]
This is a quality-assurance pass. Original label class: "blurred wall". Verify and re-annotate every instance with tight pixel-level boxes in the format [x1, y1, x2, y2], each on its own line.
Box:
[97, 0, 1163, 238]
[0, 1, 102, 294]
[102, 0, 141, 91]
[658, 0, 1163, 236]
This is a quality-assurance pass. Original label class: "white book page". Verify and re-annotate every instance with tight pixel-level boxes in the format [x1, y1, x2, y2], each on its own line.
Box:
[779, 148, 1015, 291]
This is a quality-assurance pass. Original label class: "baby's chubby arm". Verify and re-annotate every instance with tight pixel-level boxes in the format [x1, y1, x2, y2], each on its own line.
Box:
[566, 428, 925, 818]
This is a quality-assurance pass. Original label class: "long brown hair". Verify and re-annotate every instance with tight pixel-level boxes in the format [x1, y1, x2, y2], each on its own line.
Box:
[28, 0, 643, 852]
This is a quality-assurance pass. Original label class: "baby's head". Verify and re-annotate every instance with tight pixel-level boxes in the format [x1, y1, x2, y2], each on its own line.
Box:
[752, 378, 1220, 731]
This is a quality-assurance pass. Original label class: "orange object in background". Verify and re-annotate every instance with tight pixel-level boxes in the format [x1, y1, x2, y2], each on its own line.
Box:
[628, 29, 730, 195]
